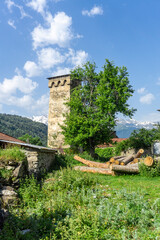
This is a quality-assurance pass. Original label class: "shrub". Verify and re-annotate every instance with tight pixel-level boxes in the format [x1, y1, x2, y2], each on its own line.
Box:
[139, 162, 160, 177]
[0, 146, 26, 162]
[114, 139, 130, 155]
[95, 147, 114, 161]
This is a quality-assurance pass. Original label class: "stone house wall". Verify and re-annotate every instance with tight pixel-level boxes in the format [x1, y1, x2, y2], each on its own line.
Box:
[23, 148, 56, 175]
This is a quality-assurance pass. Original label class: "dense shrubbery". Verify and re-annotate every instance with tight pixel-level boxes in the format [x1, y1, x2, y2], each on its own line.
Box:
[139, 162, 160, 177]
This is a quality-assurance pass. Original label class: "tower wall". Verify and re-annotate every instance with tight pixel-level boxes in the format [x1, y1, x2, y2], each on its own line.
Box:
[48, 74, 75, 148]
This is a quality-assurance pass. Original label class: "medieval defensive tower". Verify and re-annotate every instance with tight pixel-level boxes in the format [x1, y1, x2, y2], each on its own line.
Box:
[48, 74, 78, 148]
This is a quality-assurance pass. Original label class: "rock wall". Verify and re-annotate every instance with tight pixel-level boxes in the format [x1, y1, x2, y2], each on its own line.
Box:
[25, 148, 56, 175]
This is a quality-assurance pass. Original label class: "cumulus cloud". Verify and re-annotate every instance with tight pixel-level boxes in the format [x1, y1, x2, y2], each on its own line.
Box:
[0, 75, 38, 95]
[31, 12, 73, 49]
[52, 67, 71, 76]
[31, 93, 49, 115]
[140, 93, 155, 104]
[38, 48, 65, 69]
[137, 87, 146, 94]
[82, 6, 103, 17]
[24, 61, 41, 77]
[8, 19, 16, 29]
[67, 49, 88, 67]
[26, 0, 47, 14]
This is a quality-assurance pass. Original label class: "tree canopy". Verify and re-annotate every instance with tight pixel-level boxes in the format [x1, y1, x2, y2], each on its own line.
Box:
[61, 59, 136, 157]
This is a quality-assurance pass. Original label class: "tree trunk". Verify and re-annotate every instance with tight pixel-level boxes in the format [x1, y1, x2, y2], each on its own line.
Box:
[134, 149, 144, 158]
[110, 164, 139, 174]
[123, 155, 134, 165]
[89, 138, 96, 159]
[144, 156, 154, 167]
[74, 166, 113, 175]
[74, 155, 110, 168]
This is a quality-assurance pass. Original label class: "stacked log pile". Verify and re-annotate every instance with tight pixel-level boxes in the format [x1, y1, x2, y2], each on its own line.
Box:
[73, 149, 154, 175]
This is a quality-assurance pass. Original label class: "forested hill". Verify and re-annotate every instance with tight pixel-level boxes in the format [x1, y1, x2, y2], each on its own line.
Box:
[0, 114, 47, 146]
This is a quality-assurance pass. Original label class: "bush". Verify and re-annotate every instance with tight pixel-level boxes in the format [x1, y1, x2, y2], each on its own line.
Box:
[114, 140, 130, 155]
[0, 146, 26, 162]
[139, 162, 160, 177]
[95, 147, 114, 161]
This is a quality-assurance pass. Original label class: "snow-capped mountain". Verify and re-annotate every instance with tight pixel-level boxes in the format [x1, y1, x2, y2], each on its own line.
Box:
[30, 115, 48, 125]
[30, 115, 157, 138]
[115, 119, 156, 138]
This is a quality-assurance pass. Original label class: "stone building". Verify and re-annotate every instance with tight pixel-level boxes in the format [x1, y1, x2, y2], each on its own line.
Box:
[48, 74, 79, 148]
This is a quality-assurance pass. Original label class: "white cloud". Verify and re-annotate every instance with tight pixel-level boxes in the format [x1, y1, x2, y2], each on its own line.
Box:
[8, 19, 16, 29]
[82, 6, 103, 17]
[38, 48, 65, 69]
[67, 49, 88, 67]
[137, 87, 146, 94]
[52, 67, 71, 76]
[0, 75, 38, 95]
[24, 61, 41, 77]
[26, 0, 47, 14]
[31, 93, 49, 115]
[140, 93, 155, 104]
[31, 12, 73, 49]
[5, 0, 29, 18]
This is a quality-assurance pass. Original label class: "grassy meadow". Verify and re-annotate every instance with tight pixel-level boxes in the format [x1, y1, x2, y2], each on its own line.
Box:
[1, 153, 160, 239]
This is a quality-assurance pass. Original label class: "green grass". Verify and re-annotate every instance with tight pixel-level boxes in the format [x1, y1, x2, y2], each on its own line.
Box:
[1, 164, 160, 239]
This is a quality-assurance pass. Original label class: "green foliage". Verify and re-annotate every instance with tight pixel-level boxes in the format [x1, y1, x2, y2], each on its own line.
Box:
[129, 128, 157, 149]
[61, 60, 136, 157]
[139, 162, 160, 177]
[19, 133, 43, 146]
[0, 168, 12, 180]
[1, 168, 160, 239]
[95, 147, 114, 160]
[0, 113, 47, 146]
[0, 146, 26, 162]
[114, 139, 130, 155]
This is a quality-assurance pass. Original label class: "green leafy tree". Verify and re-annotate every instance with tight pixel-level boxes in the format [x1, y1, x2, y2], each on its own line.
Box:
[61, 59, 136, 157]
[19, 134, 43, 146]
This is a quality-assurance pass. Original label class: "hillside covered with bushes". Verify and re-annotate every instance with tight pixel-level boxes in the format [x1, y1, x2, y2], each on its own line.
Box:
[0, 114, 47, 146]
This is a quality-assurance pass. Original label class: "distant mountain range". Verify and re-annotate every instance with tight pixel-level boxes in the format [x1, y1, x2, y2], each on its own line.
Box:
[30, 115, 157, 138]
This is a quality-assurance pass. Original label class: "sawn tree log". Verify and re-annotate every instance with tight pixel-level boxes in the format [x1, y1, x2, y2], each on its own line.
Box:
[110, 164, 139, 174]
[74, 155, 110, 169]
[74, 166, 113, 175]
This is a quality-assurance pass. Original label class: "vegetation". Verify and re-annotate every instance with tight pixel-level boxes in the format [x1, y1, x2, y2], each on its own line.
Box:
[0, 113, 47, 146]
[19, 134, 43, 146]
[61, 60, 136, 158]
[1, 164, 160, 239]
[0, 146, 26, 163]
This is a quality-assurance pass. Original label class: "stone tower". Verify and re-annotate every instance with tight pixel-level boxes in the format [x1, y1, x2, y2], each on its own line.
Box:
[47, 74, 78, 148]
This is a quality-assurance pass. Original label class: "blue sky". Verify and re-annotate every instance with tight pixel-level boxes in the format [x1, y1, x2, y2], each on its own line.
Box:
[1, 0, 160, 122]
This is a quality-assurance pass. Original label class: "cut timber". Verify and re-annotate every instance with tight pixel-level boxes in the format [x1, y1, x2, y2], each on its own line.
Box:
[110, 164, 139, 174]
[74, 155, 110, 169]
[74, 166, 113, 175]
[134, 149, 144, 158]
[109, 156, 125, 161]
[144, 156, 154, 167]
[133, 158, 139, 163]
[123, 155, 134, 165]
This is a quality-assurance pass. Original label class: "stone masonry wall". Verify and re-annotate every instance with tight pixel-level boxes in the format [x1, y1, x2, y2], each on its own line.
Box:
[24, 149, 56, 175]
